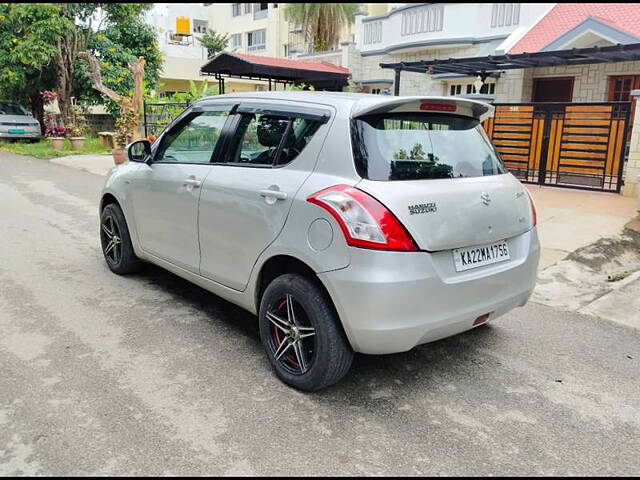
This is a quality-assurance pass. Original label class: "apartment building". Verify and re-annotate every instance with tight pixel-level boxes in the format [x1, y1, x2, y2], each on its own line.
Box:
[287, 4, 390, 73]
[145, 3, 213, 95]
[204, 3, 290, 91]
[146, 3, 552, 97]
[146, 3, 389, 94]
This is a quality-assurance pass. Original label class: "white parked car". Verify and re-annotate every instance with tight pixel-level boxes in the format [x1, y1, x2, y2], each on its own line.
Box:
[99, 92, 540, 391]
[0, 101, 42, 141]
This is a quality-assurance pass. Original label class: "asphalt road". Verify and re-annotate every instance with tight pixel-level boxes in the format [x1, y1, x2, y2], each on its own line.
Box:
[1, 151, 639, 476]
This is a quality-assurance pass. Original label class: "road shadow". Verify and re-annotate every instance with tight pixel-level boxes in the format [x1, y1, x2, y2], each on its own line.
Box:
[132, 263, 260, 341]
[128, 263, 502, 396]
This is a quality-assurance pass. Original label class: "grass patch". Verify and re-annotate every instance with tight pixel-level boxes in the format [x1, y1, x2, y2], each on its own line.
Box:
[0, 137, 110, 159]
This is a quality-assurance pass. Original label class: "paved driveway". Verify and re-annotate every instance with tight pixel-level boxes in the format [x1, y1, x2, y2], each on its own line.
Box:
[1, 152, 639, 476]
[527, 184, 638, 269]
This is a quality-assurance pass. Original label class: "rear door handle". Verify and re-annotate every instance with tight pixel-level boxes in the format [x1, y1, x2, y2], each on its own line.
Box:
[184, 178, 201, 188]
[259, 189, 287, 200]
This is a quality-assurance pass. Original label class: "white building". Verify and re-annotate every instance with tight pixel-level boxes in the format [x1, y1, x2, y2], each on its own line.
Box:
[145, 3, 214, 94]
[345, 3, 554, 97]
[146, 3, 292, 94]
[145, 3, 387, 94]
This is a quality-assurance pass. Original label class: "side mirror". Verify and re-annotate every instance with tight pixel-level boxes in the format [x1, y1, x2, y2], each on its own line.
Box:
[127, 140, 151, 163]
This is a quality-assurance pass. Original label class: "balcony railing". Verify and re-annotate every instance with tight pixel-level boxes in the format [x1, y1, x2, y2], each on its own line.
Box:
[247, 43, 266, 52]
[253, 8, 267, 20]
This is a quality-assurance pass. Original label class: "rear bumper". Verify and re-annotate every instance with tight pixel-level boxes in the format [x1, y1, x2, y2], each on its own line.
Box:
[319, 228, 540, 354]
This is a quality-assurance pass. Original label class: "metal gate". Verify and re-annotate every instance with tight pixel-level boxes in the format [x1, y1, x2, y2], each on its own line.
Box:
[143, 101, 190, 138]
[483, 102, 631, 192]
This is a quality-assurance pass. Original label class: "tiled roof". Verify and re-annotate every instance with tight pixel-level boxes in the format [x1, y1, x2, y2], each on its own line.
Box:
[509, 3, 640, 54]
[233, 52, 350, 74]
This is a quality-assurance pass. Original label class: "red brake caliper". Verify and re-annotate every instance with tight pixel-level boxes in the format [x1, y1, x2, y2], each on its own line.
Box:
[273, 298, 299, 367]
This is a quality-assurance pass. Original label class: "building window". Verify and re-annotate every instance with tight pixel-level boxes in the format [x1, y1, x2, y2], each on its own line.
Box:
[363, 21, 382, 45]
[244, 3, 252, 14]
[193, 19, 208, 34]
[232, 3, 241, 17]
[231, 33, 242, 48]
[449, 82, 496, 96]
[401, 5, 444, 36]
[247, 29, 266, 51]
[491, 3, 520, 28]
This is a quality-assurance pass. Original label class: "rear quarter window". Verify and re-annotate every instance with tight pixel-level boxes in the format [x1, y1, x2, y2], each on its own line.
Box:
[226, 113, 322, 167]
[351, 113, 506, 181]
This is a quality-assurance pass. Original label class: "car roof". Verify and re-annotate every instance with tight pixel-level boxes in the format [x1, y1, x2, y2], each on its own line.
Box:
[197, 91, 494, 121]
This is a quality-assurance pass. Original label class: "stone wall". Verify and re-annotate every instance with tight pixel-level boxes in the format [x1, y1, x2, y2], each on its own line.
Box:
[85, 114, 116, 136]
[623, 92, 640, 198]
[494, 69, 530, 103]
[529, 61, 640, 103]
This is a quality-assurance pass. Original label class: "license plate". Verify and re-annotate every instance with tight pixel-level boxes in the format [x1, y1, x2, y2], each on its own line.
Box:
[8, 129, 25, 134]
[453, 240, 510, 272]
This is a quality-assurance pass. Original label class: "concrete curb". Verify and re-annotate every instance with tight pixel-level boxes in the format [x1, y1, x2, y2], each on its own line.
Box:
[578, 271, 640, 330]
[50, 154, 114, 177]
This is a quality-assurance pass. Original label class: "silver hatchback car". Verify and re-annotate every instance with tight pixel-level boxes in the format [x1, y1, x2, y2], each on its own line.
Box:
[99, 92, 540, 391]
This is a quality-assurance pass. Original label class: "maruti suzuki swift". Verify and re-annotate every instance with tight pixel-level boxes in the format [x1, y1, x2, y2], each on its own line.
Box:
[99, 92, 540, 391]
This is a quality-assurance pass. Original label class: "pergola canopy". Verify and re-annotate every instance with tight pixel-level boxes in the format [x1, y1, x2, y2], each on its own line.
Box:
[380, 43, 640, 94]
[201, 51, 350, 92]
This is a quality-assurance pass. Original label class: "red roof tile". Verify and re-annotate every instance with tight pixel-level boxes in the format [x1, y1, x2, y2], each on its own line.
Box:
[233, 52, 350, 74]
[509, 3, 640, 54]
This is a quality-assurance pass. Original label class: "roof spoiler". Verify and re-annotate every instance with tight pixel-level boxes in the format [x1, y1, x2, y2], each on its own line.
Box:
[351, 96, 494, 122]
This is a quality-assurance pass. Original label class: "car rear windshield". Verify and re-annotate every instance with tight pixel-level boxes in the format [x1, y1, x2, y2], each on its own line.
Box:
[351, 112, 506, 181]
[0, 102, 28, 115]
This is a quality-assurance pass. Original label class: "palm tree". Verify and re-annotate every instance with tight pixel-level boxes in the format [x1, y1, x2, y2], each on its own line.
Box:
[285, 3, 361, 53]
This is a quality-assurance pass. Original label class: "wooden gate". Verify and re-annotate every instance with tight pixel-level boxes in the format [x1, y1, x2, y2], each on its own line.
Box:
[483, 102, 631, 192]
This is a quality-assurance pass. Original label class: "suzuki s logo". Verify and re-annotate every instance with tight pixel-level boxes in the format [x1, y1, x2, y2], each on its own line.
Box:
[481, 192, 491, 206]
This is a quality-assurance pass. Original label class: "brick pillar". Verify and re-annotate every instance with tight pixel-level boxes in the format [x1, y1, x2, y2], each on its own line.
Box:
[622, 90, 640, 197]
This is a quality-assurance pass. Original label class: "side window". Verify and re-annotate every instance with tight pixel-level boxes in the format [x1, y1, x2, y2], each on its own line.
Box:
[227, 113, 322, 167]
[155, 110, 229, 164]
[276, 117, 321, 166]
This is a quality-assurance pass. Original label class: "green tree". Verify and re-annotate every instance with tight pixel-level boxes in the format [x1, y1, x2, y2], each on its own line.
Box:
[197, 29, 229, 58]
[66, 3, 163, 118]
[0, 3, 162, 127]
[284, 3, 360, 53]
[0, 3, 73, 128]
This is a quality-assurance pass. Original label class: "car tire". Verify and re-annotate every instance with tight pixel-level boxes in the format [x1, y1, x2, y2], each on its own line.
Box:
[100, 203, 142, 275]
[259, 273, 354, 391]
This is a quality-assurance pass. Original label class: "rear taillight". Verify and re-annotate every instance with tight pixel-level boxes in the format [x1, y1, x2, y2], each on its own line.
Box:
[527, 191, 537, 227]
[307, 185, 418, 252]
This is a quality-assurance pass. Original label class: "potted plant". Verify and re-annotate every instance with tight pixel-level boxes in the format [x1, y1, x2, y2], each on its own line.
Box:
[112, 130, 128, 164]
[42, 90, 65, 147]
[66, 101, 88, 150]
[112, 101, 137, 165]
[46, 126, 67, 150]
[68, 126, 85, 150]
